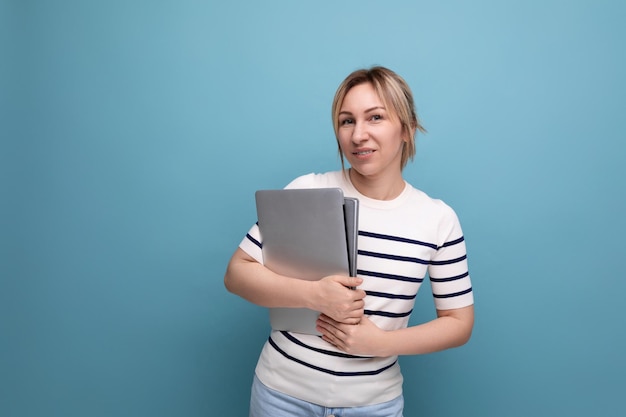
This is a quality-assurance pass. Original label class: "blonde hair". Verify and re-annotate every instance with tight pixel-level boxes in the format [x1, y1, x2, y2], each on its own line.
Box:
[331, 66, 426, 169]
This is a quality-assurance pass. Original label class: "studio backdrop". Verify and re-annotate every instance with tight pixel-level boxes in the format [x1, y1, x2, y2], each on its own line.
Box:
[2, 1, 625, 416]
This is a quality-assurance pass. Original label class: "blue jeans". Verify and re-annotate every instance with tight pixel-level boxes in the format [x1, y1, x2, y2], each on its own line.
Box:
[249, 374, 404, 417]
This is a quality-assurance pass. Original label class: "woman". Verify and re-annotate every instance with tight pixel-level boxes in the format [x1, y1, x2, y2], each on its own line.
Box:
[224, 66, 474, 417]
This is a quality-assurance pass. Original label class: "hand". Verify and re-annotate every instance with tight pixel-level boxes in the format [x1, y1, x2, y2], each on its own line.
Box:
[311, 276, 365, 324]
[316, 314, 387, 356]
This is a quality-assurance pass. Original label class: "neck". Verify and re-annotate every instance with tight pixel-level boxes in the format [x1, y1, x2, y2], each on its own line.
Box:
[348, 168, 405, 201]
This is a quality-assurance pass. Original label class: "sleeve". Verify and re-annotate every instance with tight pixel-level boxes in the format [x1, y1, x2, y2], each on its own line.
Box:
[428, 204, 474, 310]
[239, 223, 264, 264]
[283, 173, 318, 189]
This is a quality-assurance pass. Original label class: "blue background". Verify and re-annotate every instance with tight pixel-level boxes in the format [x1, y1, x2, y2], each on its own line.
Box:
[2, 1, 625, 416]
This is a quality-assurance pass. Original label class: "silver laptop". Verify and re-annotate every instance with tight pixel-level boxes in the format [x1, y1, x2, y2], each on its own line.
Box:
[255, 188, 359, 335]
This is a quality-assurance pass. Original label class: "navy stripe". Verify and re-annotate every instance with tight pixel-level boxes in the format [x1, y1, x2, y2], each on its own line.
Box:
[359, 230, 438, 250]
[358, 270, 423, 283]
[366, 290, 416, 300]
[433, 287, 473, 299]
[365, 309, 413, 318]
[359, 250, 430, 265]
[430, 254, 467, 266]
[268, 337, 398, 376]
[246, 233, 262, 249]
[439, 236, 465, 249]
[430, 271, 469, 283]
[280, 332, 362, 359]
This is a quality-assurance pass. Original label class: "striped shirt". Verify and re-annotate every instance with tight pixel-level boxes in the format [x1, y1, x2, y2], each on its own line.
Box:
[239, 171, 473, 407]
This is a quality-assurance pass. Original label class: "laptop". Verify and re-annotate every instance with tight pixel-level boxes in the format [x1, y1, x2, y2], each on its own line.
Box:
[255, 188, 359, 335]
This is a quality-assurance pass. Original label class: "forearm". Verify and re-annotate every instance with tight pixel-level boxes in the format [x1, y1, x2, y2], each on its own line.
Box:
[224, 248, 366, 323]
[224, 249, 315, 309]
[378, 305, 474, 356]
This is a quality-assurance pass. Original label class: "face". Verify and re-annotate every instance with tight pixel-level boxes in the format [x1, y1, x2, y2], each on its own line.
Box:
[337, 82, 406, 182]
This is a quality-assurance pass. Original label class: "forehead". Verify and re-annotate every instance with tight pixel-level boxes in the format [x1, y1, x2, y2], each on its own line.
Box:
[341, 83, 383, 109]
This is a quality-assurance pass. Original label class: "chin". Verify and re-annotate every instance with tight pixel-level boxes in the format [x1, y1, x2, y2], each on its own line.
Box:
[349, 166, 379, 178]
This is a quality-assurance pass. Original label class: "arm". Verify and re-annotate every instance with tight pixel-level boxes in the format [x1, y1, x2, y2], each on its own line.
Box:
[224, 248, 366, 324]
[316, 304, 474, 356]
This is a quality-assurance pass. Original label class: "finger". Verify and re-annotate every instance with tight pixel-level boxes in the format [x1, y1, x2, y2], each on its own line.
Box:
[318, 315, 350, 333]
[350, 289, 367, 300]
[321, 333, 341, 349]
[318, 313, 333, 322]
[345, 307, 363, 319]
[338, 313, 362, 324]
[333, 306, 363, 323]
[336, 276, 363, 288]
[316, 319, 342, 342]
[317, 323, 346, 348]
[317, 314, 339, 328]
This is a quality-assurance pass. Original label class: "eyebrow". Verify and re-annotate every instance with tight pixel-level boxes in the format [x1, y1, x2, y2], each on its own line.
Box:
[339, 106, 386, 115]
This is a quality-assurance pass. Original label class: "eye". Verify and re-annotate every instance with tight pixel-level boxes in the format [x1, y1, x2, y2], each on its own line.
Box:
[340, 118, 354, 126]
[370, 114, 382, 122]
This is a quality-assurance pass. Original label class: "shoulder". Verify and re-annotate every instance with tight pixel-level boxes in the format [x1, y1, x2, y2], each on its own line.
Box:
[284, 171, 345, 189]
[405, 185, 463, 239]
[407, 185, 457, 217]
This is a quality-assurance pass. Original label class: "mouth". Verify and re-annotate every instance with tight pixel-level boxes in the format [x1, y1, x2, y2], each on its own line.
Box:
[353, 150, 374, 156]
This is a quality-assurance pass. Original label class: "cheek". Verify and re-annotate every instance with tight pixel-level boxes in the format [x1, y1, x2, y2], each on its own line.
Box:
[337, 132, 351, 149]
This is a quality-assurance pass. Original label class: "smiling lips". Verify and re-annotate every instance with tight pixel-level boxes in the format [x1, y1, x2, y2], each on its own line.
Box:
[353, 150, 375, 156]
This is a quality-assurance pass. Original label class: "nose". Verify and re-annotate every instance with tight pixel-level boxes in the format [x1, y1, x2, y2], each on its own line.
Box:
[351, 121, 368, 144]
